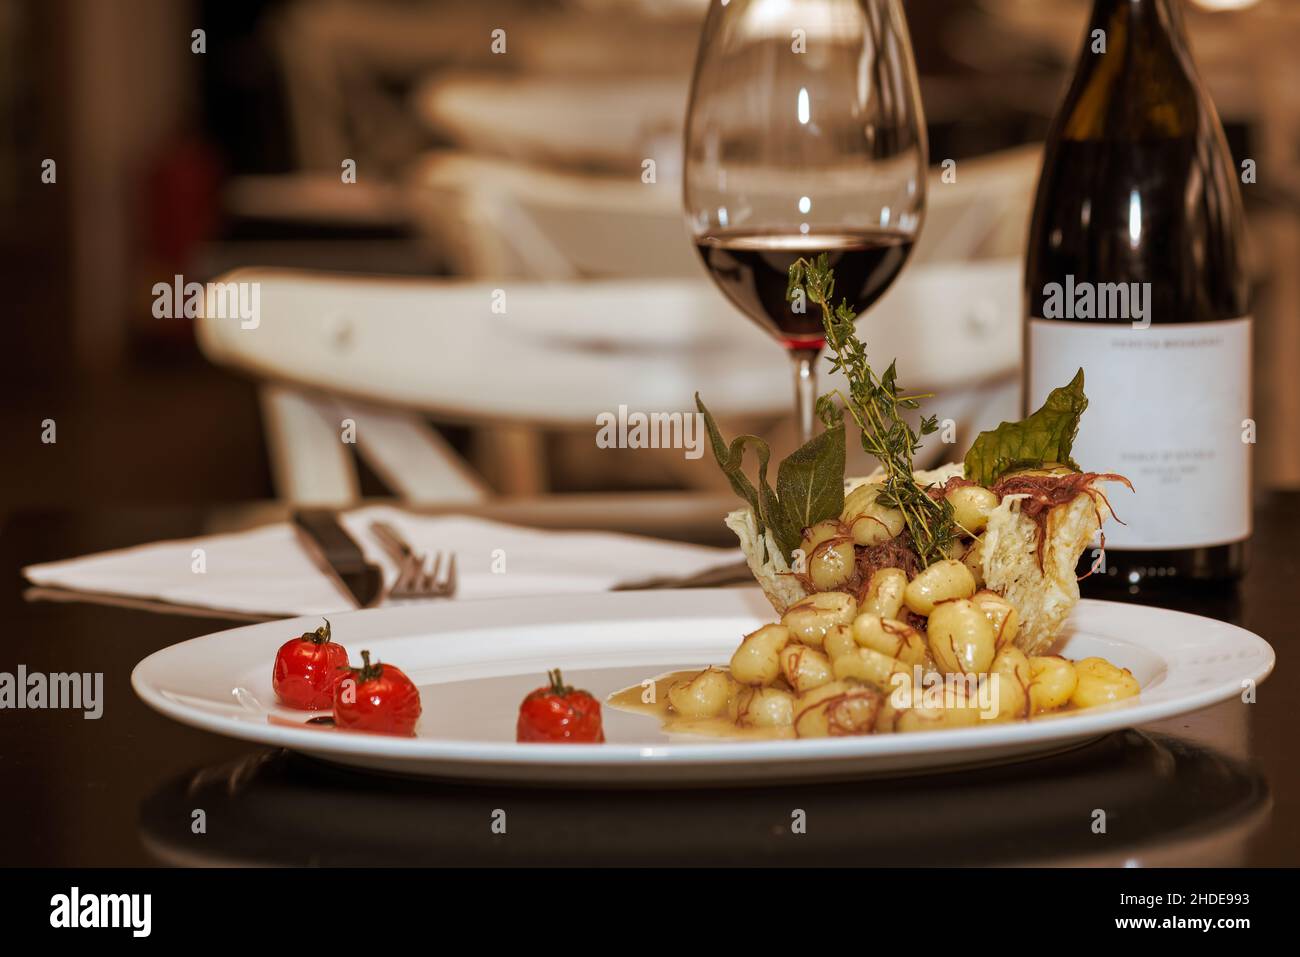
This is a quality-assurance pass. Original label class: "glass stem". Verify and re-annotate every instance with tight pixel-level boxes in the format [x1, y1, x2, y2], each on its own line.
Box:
[792, 349, 819, 444]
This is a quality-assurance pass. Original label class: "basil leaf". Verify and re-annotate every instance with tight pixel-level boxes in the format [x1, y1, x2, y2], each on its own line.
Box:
[696, 394, 761, 514]
[696, 394, 783, 558]
[697, 393, 846, 564]
[773, 419, 845, 560]
[754, 445, 786, 560]
[963, 368, 1088, 486]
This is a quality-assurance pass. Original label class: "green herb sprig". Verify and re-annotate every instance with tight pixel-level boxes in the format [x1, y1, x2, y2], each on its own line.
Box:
[787, 254, 957, 566]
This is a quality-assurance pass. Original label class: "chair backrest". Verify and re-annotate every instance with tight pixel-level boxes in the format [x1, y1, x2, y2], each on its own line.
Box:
[408, 152, 693, 279]
[407, 145, 1041, 281]
[198, 264, 1023, 501]
[197, 261, 1022, 425]
[914, 144, 1042, 264]
[413, 74, 690, 173]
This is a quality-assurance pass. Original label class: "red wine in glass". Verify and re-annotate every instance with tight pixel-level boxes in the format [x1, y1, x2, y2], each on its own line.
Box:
[694, 229, 916, 350]
[683, 0, 927, 443]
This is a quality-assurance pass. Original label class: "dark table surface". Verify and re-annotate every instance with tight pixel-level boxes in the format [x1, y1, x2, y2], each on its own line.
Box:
[1, 494, 1295, 867]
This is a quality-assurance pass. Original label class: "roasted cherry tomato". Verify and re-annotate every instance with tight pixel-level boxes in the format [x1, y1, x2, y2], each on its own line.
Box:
[333, 650, 422, 736]
[516, 669, 605, 743]
[272, 619, 349, 711]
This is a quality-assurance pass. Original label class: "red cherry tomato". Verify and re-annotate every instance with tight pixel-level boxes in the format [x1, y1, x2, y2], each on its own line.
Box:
[333, 650, 422, 736]
[516, 669, 605, 743]
[272, 620, 349, 710]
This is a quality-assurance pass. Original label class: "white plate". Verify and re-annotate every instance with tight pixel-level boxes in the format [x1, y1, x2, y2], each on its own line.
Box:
[131, 589, 1275, 785]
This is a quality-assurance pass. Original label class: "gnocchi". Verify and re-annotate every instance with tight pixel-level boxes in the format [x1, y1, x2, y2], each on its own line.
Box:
[1028, 655, 1078, 713]
[903, 559, 976, 615]
[926, 598, 996, 675]
[811, 548, 856, 592]
[793, 681, 881, 737]
[841, 483, 905, 546]
[822, 623, 857, 661]
[945, 484, 999, 535]
[734, 686, 796, 728]
[618, 565, 1141, 739]
[1070, 657, 1140, 709]
[831, 645, 912, 691]
[799, 520, 856, 591]
[667, 667, 733, 718]
[782, 591, 858, 648]
[779, 644, 834, 694]
[730, 623, 790, 686]
[858, 567, 907, 619]
[878, 701, 982, 734]
[852, 613, 929, 666]
[970, 589, 1019, 650]
[988, 646, 1032, 720]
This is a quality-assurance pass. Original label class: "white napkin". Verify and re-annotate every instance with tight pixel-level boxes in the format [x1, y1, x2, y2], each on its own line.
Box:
[22, 506, 741, 617]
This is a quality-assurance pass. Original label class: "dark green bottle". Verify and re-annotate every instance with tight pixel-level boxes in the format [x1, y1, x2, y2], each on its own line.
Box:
[1025, 0, 1251, 588]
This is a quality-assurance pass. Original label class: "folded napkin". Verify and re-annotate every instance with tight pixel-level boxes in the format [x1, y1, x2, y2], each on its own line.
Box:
[23, 506, 741, 617]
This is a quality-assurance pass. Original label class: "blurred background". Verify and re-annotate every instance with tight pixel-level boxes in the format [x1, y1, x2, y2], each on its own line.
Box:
[3, 0, 1298, 513]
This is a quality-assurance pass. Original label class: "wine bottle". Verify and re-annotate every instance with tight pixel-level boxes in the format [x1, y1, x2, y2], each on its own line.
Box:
[1025, 0, 1251, 588]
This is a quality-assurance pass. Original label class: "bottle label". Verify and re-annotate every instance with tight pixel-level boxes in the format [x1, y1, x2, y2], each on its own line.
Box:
[1027, 317, 1251, 549]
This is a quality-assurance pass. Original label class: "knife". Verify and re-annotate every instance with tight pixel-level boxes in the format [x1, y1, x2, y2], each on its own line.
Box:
[292, 509, 384, 608]
[611, 559, 753, 591]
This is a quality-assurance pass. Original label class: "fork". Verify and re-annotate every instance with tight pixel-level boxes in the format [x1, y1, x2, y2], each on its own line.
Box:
[369, 522, 458, 600]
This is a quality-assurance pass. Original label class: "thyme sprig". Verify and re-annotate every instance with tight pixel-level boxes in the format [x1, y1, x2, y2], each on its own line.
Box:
[787, 254, 957, 566]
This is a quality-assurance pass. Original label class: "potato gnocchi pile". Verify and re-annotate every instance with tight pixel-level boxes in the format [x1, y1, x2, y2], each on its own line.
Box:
[665, 554, 1140, 737]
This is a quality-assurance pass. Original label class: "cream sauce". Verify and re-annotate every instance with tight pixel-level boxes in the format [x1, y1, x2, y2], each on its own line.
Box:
[606, 670, 794, 740]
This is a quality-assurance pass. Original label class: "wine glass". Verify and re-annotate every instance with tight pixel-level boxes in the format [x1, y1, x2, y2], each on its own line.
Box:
[684, 0, 928, 442]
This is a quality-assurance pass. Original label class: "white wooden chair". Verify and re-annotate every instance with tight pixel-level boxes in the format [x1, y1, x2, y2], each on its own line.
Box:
[195, 262, 1022, 504]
